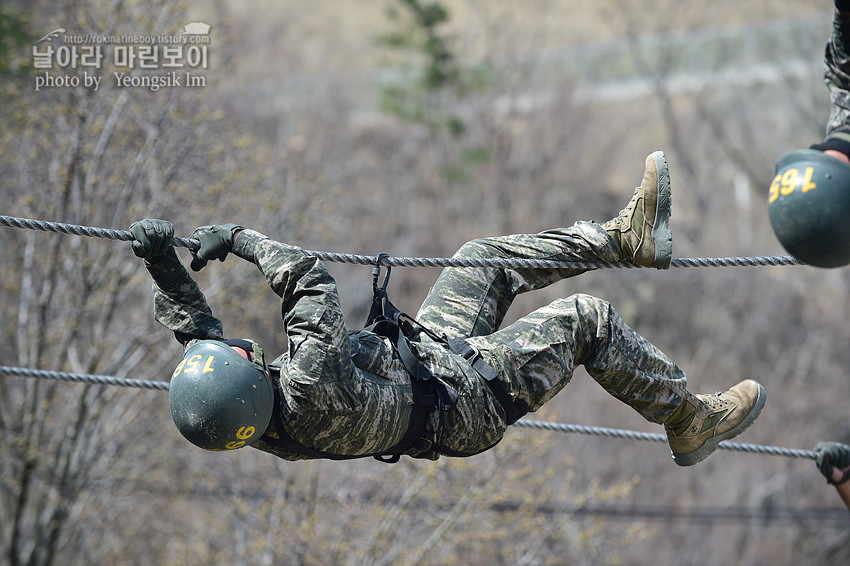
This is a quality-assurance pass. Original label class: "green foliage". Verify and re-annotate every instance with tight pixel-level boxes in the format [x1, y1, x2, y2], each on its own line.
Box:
[377, 0, 462, 131]
[0, 6, 30, 77]
[380, 0, 457, 91]
[377, 0, 493, 187]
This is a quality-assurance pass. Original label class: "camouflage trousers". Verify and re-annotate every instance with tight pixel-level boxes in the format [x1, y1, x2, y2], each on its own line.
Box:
[824, 12, 850, 135]
[415, 221, 687, 427]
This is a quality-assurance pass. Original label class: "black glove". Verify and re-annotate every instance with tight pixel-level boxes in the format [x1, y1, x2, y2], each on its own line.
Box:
[129, 219, 175, 260]
[189, 223, 243, 271]
[815, 441, 850, 485]
[809, 127, 850, 157]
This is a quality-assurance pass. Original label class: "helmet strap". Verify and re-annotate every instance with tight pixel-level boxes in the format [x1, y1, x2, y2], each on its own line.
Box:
[223, 338, 265, 368]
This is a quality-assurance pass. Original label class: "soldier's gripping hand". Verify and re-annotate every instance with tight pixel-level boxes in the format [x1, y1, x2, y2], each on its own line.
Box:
[129, 219, 175, 261]
[189, 223, 243, 271]
[815, 441, 850, 485]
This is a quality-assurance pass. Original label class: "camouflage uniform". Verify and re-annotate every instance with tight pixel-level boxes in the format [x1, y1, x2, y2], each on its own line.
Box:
[824, 11, 850, 135]
[148, 221, 688, 461]
[815, 8, 850, 514]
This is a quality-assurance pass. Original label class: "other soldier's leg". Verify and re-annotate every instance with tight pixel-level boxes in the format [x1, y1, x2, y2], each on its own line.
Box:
[825, 10, 850, 136]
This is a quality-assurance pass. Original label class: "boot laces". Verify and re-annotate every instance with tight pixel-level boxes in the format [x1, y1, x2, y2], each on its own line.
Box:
[610, 188, 641, 228]
[698, 391, 729, 411]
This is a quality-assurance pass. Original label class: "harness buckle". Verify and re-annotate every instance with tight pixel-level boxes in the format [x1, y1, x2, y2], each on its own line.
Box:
[447, 337, 527, 425]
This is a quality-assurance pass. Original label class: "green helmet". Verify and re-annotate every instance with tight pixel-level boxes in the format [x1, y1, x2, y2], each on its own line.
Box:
[169, 339, 274, 451]
[768, 148, 850, 268]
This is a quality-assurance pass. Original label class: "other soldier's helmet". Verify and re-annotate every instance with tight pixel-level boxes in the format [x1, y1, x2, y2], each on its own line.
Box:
[169, 339, 274, 451]
[768, 148, 850, 268]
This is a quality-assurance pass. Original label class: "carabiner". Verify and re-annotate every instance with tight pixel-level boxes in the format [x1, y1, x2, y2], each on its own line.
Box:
[372, 252, 391, 292]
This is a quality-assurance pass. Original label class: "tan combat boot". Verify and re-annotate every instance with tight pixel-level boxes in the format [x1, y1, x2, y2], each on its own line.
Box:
[664, 379, 766, 467]
[602, 151, 672, 269]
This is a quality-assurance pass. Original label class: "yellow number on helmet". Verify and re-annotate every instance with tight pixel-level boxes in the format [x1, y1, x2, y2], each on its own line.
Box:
[780, 168, 798, 196]
[171, 358, 187, 379]
[184, 354, 203, 373]
[236, 426, 256, 440]
[802, 167, 817, 193]
[768, 174, 781, 204]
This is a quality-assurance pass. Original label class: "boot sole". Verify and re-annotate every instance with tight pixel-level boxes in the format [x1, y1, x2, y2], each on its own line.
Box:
[672, 382, 767, 467]
[649, 151, 672, 269]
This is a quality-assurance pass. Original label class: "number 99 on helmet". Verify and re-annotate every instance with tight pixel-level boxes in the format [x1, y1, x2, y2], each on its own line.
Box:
[169, 340, 275, 451]
[768, 149, 850, 268]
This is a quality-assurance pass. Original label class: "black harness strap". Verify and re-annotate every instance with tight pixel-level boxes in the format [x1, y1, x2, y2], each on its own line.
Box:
[363, 256, 458, 461]
[446, 337, 528, 425]
[367, 256, 527, 433]
[371, 379, 436, 463]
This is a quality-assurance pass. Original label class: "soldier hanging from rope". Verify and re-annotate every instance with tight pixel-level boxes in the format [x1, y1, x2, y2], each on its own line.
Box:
[129, 151, 766, 465]
[815, 442, 850, 513]
[768, 0, 850, 267]
[804, 1, 850, 515]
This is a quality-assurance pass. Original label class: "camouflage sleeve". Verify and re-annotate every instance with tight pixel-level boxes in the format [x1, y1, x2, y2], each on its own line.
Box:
[824, 12, 850, 135]
[144, 248, 223, 347]
[231, 230, 343, 315]
[230, 229, 355, 406]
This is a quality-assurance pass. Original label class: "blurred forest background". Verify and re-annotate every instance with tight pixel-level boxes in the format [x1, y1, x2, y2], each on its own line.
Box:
[1, 0, 849, 564]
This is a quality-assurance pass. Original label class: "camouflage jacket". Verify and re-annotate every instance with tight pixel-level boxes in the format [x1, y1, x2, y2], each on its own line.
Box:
[146, 230, 505, 462]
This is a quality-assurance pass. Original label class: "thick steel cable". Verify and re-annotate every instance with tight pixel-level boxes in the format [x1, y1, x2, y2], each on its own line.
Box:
[0, 214, 199, 251]
[0, 214, 805, 270]
[513, 419, 817, 460]
[0, 216, 815, 458]
[0, 365, 168, 391]
[0, 365, 816, 460]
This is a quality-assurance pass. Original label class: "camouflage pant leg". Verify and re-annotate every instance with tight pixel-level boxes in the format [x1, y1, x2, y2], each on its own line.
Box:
[414, 221, 618, 337]
[824, 13, 850, 135]
[469, 293, 686, 424]
[413, 221, 683, 424]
